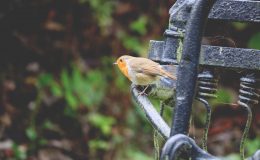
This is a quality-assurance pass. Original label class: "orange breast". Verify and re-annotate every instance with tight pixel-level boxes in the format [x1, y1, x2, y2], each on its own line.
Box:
[117, 60, 131, 80]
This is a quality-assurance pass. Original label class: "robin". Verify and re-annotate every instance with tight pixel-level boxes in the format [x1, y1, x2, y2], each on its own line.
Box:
[114, 55, 177, 94]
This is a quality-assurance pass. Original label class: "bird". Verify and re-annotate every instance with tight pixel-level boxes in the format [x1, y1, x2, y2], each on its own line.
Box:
[114, 55, 177, 94]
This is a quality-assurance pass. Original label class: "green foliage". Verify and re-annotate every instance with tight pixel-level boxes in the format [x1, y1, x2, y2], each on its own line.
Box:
[37, 73, 53, 88]
[36, 60, 153, 159]
[216, 89, 233, 103]
[80, 0, 115, 32]
[222, 154, 240, 160]
[130, 16, 148, 35]
[88, 139, 110, 151]
[122, 34, 144, 53]
[125, 148, 153, 160]
[25, 127, 37, 141]
[88, 113, 116, 135]
[210, 88, 234, 107]
[42, 120, 56, 130]
[245, 136, 260, 156]
[248, 32, 260, 49]
[5, 0, 260, 159]
[12, 143, 27, 160]
[50, 81, 63, 97]
[38, 64, 107, 110]
[232, 22, 248, 31]
[116, 30, 148, 54]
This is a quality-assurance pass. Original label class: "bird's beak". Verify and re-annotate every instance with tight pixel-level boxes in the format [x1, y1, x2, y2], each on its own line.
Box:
[113, 62, 117, 65]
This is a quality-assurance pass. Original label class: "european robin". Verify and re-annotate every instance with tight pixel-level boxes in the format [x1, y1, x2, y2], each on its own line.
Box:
[114, 55, 177, 94]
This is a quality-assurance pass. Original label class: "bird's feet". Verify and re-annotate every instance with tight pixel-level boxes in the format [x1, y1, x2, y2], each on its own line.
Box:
[131, 85, 150, 96]
[137, 85, 149, 96]
[138, 90, 148, 96]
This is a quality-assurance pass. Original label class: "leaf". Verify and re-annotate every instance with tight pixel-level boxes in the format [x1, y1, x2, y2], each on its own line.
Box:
[210, 89, 234, 106]
[72, 65, 84, 92]
[245, 136, 260, 156]
[37, 73, 53, 88]
[216, 89, 232, 103]
[61, 70, 71, 92]
[82, 0, 115, 30]
[43, 120, 55, 130]
[83, 70, 107, 106]
[122, 36, 143, 53]
[12, 143, 27, 160]
[65, 92, 79, 109]
[130, 16, 148, 35]
[88, 139, 110, 150]
[50, 82, 63, 97]
[26, 127, 37, 141]
[248, 32, 260, 49]
[88, 113, 115, 135]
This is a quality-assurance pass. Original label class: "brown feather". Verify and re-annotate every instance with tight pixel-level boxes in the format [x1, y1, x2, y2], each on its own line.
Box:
[129, 57, 177, 80]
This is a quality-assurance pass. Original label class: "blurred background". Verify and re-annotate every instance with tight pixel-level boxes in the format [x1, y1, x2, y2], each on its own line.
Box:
[0, 0, 259, 159]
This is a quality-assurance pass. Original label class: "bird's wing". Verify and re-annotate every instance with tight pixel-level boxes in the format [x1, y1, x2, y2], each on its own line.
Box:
[130, 58, 177, 80]
[130, 58, 163, 76]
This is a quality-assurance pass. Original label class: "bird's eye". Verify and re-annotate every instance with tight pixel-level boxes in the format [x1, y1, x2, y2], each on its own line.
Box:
[119, 59, 123, 62]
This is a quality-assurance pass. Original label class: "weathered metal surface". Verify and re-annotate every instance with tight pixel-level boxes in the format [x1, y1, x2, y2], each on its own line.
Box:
[160, 134, 219, 160]
[169, 0, 194, 30]
[135, 0, 260, 159]
[169, 0, 260, 23]
[162, 0, 190, 64]
[131, 85, 170, 139]
[160, 134, 260, 160]
[148, 40, 165, 62]
[162, 34, 181, 64]
[170, 0, 216, 136]
[209, 0, 260, 22]
[148, 38, 181, 64]
[238, 75, 260, 159]
[149, 42, 260, 70]
[196, 70, 218, 151]
[200, 45, 260, 70]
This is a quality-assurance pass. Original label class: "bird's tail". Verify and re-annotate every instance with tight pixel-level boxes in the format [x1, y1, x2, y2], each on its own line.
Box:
[161, 70, 177, 80]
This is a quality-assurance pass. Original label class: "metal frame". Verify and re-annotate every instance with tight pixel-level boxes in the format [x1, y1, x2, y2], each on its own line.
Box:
[132, 0, 260, 159]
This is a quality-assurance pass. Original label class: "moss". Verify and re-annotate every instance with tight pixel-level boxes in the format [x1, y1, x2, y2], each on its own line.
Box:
[176, 38, 183, 63]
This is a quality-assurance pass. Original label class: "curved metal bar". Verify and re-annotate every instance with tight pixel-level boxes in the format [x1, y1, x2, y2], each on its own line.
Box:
[160, 134, 260, 160]
[196, 98, 212, 151]
[238, 101, 253, 160]
[238, 75, 259, 159]
[160, 134, 219, 160]
[154, 102, 166, 160]
[171, 0, 217, 136]
[131, 84, 170, 139]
